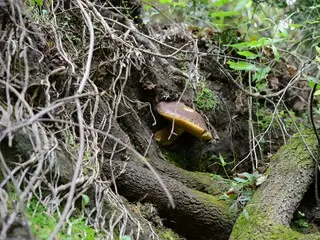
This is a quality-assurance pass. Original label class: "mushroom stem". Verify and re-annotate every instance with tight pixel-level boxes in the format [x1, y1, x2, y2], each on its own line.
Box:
[154, 127, 185, 146]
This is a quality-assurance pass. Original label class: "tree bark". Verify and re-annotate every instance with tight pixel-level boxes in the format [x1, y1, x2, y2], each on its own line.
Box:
[103, 160, 235, 240]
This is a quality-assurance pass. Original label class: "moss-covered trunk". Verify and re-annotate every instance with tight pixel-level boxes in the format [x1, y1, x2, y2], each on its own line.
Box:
[231, 129, 320, 239]
[103, 160, 235, 240]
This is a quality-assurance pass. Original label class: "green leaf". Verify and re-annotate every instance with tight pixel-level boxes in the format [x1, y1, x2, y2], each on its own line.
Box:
[35, 0, 43, 7]
[121, 236, 132, 240]
[309, 4, 320, 10]
[234, 177, 247, 183]
[243, 209, 249, 220]
[173, 1, 187, 7]
[278, 25, 289, 39]
[253, 66, 270, 81]
[219, 154, 226, 167]
[235, 0, 251, 11]
[30, 0, 43, 7]
[316, 46, 320, 54]
[230, 38, 267, 50]
[230, 37, 283, 50]
[305, 20, 320, 24]
[242, 172, 253, 180]
[289, 24, 302, 29]
[272, 45, 280, 61]
[227, 60, 260, 71]
[211, 0, 230, 7]
[210, 11, 238, 18]
[314, 90, 320, 96]
[81, 194, 90, 205]
[307, 76, 319, 85]
[256, 81, 267, 91]
[229, 42, 252, 51]
[237, 51, 258, 59]
[159, 0, 172, 4]
[144, 5, 151, 11]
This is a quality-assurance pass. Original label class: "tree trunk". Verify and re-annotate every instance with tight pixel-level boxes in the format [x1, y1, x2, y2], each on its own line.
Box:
[231, 129, 320, 239]
[103, 160, 235, 240]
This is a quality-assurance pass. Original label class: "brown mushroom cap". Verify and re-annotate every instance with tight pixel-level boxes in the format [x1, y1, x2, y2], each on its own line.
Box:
[156, 101, 212, 140]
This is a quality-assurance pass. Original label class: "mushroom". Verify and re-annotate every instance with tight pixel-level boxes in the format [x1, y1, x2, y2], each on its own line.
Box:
[155, 101, 216, 145]
[154, 127, 184, 146]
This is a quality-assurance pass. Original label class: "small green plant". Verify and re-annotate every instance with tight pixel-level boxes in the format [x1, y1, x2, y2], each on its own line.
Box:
[207, 153, 234, 177]
[294, 219, 309, 229]
[217, 153, 229, 178]
[30, 0, 43, 8]
[255, 103, 306, 134]
[195, 83, 220, 111]
[255, 107, 273, 132]
[292, 211, 309, 229]
[28, 0, 48, 20]
[217, 172, 263, 217]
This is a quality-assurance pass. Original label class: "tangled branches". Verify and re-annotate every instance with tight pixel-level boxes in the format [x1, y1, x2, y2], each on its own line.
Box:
[0, 0, 170, 239]
[2, 0, 318, 239]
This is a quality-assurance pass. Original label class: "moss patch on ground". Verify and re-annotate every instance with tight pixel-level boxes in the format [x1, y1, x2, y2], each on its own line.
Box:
[26, 199, 97, 240]
[157, 228, 183, 240]
[231, 205, 320, 240]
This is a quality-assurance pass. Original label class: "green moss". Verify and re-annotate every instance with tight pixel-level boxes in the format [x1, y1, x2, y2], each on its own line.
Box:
[261, 128, 316, 181]
[162, 149, 186, 168]
[26, 200, 97, 239]
[162, 149, 219, 172]
[231, 129, 320, 239]
[269, 129, 315, 175]
[195, 83, 220, 111]
[186, 171, 231, 195]
[193, 189, 228, 210]
[231, 205, 320, 240]
[6, 189, 100, 239]
[231, 130, 319, 239]
[157, 228, 182, 240]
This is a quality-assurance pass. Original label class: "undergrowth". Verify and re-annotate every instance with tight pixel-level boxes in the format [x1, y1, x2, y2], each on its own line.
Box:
[212, 171, 266, 217]
[26, 199, 96, 240]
